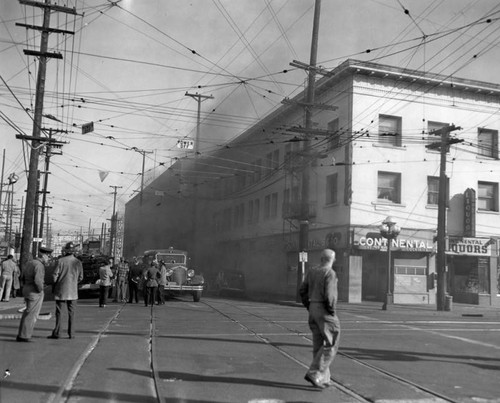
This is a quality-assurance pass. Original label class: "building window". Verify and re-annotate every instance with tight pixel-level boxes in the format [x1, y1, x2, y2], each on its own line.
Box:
[378, 115, 402, 146]
[427, 176, 449, 206]
[253, 199, 260, 223]
[377, 171, 401, 203]
[327, 118, 340, 150]
[264, 195, 270, 219]
[222, 208, 232, 231]
[271, 192, 278, 218]
[478, 181, 498, 211]
[478, 128, 498, 159]
[248, 200, 254, 225]
[326, 173, 338, 205]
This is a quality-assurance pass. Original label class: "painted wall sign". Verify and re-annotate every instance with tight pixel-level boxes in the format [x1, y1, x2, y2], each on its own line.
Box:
[447, 236, 492, 256]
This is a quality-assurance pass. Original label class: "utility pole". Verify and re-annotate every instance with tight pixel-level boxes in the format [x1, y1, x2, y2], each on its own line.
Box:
[37, 128, 64, 249]
[131, 148, 153, 206]
[109, 185, 122, 258]
[426, 124, 462, 311]
[294, 0, 322, 302]
[185, 92, 214, 266]
[17, 0, 76, 269]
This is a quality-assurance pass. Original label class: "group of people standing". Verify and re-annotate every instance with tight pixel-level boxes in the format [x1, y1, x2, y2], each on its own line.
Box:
[97, 256, 168, 308]
[0, 254, 21, 301]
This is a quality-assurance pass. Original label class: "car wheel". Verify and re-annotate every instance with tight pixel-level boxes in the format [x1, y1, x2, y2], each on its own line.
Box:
[193, 291, 201, 302]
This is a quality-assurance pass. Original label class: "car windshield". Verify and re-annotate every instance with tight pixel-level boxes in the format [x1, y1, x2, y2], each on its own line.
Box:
[158, 254, 186, 264]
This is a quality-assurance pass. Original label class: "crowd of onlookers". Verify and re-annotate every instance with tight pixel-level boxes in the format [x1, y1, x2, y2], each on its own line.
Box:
[97, 256, 169, 307]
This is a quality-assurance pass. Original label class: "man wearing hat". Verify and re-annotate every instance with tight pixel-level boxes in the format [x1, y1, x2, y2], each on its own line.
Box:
[16, 246, 53, 342]
[48, 242, 83, 339]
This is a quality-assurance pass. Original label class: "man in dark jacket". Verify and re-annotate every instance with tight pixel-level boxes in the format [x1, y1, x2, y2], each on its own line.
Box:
[48, 242, 83, 339]
[299, 248, 340, 389]
[16, 246, 53, 342]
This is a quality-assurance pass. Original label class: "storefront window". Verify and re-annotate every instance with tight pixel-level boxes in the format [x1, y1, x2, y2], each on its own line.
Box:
[452, 256, 490, 294]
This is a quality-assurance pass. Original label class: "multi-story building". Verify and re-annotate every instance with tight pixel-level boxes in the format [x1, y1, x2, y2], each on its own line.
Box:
[124, 59, 500, 307]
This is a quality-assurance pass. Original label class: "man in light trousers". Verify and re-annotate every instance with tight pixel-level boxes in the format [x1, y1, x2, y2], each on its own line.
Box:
[17, 246, 53, 342]
[299, 248, 340, 389]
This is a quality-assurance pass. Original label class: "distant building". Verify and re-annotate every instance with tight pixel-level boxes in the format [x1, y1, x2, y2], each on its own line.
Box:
[124, 59, 500, 307]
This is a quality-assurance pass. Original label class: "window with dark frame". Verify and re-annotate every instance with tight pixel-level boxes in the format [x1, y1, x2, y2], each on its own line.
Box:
[327, 118, 340, 150]
[478, 181, 498, 211]
[326, 173, 338, 205]
[378, 114, 402, 146]
[377, 171, 401, 203]
[427, 176, 449, 206]
[478, 128, 498, 159]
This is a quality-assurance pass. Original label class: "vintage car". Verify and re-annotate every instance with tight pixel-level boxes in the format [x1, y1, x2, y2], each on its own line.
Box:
[143, 248, 204, 302]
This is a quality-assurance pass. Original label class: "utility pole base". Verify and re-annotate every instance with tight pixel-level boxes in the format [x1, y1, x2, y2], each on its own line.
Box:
[382, 293, 394, 310]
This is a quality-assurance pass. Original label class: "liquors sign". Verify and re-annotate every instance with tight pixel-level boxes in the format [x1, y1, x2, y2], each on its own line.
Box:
[447, 236, 492, 256]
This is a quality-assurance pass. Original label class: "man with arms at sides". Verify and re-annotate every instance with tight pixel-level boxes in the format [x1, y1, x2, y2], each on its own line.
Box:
[299, 248, 341, 389]
[16, 246, 53, 342]
[48, 242, 83, 339]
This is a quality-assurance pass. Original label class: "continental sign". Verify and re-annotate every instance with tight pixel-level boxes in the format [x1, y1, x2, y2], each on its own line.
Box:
[355, 235, 434, 252]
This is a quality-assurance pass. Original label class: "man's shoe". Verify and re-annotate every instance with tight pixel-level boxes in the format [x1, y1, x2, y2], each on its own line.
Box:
[322, 380, 334, 388]
[68, 335, 73, 339]
[304, 374, 325, 389]
[47, 335, 59, 339]
[16, 336, 31, 342]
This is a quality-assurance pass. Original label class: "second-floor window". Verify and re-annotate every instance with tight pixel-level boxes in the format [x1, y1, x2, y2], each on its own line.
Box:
[378, 114, 402, 146]
[326, 173, 338, 205]
[478, 128, 498, 159]
[427, 176, 449, 206]
[478, 181, 498, 211]
[327, 118, 340, 150]
[377, 171, 401, 203]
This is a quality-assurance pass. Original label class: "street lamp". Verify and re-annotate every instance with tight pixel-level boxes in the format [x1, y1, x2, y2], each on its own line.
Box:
[380, 216, 401, 310]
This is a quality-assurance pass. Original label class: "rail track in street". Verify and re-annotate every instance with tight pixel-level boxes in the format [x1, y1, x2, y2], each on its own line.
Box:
[31, 297, 499, 403]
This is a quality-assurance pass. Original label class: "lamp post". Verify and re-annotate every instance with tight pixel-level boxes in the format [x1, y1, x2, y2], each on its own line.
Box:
[380, 216, 400, 310]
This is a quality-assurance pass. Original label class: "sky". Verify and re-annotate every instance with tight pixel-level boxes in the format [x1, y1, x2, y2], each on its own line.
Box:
[1, 0, 500, 237]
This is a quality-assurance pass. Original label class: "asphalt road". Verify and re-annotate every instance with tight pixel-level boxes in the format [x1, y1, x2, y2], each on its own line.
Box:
[0, 295, 499, 403]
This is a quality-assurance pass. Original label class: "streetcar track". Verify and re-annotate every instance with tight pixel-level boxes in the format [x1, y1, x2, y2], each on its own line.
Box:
[200, 299, 370, 403]
[200, 298, 458, 403]
[48, 303, 126, 403]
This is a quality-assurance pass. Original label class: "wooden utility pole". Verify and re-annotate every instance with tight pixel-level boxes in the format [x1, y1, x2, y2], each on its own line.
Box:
[131, 148, 153, 206]
[296, 0, 322, 302]
[37, 128, 64, 249]
[17, 0, 75, 268]
[427, 124, 462, 311]
[109, 185, 122, 258]
[185, 92, 213, 266]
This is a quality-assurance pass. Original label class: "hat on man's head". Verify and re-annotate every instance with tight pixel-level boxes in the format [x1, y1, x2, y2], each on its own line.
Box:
[39, 246, 53, 255]
[63, 242, 76, 254]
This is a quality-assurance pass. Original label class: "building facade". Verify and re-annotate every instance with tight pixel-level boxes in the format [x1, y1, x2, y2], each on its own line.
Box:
[124, 59, 500, 307]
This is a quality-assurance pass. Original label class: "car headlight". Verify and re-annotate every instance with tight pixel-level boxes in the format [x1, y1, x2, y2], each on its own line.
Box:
[166, 268, 174, 276]
[187, 269, 195, 278]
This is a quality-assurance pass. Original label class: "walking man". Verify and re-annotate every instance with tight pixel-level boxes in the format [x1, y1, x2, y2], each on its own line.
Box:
[1, 254, 18, 302]
[48, 242, 83, 339]
[299, 248, 340, 389]
[17, 246, 53, 342]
